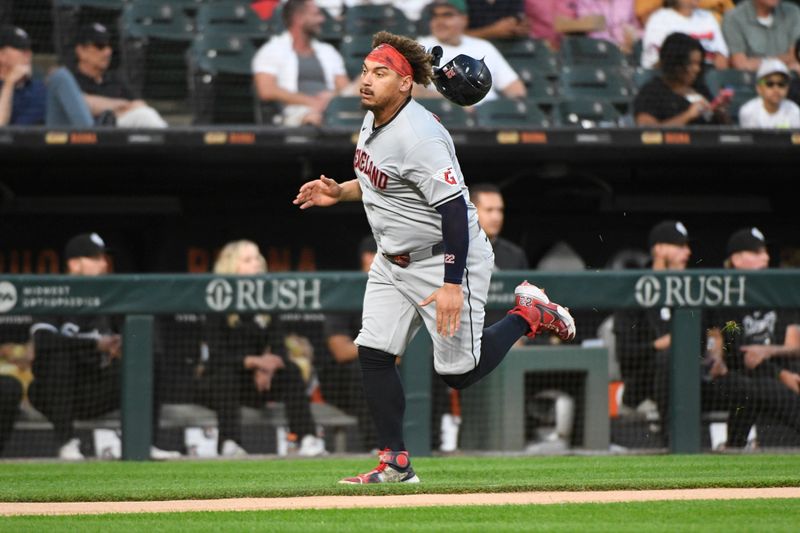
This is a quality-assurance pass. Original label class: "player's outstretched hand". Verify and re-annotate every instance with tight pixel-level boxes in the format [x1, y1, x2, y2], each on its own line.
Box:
[293, 175, 342, 209]
[421, 283, 463, 337]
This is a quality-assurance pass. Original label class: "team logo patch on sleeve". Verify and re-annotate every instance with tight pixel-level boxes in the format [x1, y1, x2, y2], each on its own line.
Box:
[433, 166, 458, 186]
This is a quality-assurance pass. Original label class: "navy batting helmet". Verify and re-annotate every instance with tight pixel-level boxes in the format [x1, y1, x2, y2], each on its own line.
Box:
[431, 51, 493, 107]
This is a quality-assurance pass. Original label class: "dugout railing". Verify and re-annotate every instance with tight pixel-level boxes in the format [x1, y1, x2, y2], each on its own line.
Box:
[2, 270, 800, 460]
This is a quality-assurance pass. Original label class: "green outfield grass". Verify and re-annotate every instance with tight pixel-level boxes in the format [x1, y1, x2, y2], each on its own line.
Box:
[2, 454, 800, 502]
[2, 499, 799, 532]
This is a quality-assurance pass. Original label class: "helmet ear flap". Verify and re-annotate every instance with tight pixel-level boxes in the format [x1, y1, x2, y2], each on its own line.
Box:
[432, 54, 493, 107]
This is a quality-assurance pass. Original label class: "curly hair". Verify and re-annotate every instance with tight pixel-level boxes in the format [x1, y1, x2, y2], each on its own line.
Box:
[371, 31, 433, 86]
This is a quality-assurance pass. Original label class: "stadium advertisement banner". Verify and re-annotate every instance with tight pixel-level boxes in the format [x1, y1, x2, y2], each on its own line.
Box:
[0, 271, 799, 315]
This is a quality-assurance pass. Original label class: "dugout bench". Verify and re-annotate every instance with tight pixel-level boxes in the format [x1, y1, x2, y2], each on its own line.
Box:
[10, 401, 357, 458]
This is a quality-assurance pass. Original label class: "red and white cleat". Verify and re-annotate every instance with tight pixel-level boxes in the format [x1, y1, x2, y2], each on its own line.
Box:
[507, 281, 576, 341]
[338, 449, 420, 484]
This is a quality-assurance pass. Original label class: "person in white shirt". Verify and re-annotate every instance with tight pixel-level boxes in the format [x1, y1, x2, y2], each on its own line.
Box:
[252, 0, 350, 126]
[415, 0, 526, 104]
[738, 58, 800, 128]
[641, 0, 728, 69]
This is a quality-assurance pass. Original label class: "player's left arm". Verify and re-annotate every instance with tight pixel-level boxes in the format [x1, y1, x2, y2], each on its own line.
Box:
[405, 138, 469, 336]
[420, 195, 469, 337]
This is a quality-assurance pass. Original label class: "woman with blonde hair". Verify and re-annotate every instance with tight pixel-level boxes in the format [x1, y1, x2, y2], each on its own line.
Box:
[196, 239, 326, 457]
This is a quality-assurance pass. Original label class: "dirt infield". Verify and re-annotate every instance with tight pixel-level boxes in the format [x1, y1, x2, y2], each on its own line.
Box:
[2, 488, 799, 516]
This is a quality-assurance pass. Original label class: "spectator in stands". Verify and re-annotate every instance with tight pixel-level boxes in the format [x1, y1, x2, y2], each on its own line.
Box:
[613, 220, 691, 438]
[0, 375, 21, 455]
[27, 233, 179, 460]
[576, 0, 641, 55]
[705, 227, 800, 448]
[641, 0, 729, 69]
[738, 58, 800, 128]
[524, 0, 578, 50]
[416, 0, 526, 103]
[470, 183, 528, 270]
[0, 24, 93, 127]
[722, 0, 800, 75]
[634, 33, 729, 126]
[465, 0, 529, 41]
[196, 240, 326, 457]
[320, 235, 378, 451]
[71, 23, 167, 129]
[252, 0, 350, 126]
[636, 0, 734, 25]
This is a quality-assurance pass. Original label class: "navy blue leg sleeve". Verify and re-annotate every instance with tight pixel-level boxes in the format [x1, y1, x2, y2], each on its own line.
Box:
[358, 346, 406, 451]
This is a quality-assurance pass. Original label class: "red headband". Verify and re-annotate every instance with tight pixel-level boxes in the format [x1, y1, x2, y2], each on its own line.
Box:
[365, 43, 413, 78]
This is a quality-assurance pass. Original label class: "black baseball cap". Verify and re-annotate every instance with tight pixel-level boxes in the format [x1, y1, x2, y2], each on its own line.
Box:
[76, 22, 111, 47]
[648, 220, 689, 248]
[726, 227, 767, 256]
[64, 233, 109, 260]
[0, 25, 32, 51]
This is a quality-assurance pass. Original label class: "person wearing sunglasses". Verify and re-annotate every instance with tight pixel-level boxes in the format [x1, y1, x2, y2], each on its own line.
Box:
[738, 57, 800, 128]
[71, 23, 167, 128]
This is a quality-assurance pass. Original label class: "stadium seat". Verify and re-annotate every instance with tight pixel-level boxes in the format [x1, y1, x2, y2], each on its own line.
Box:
[339, 34, 374, 78]
[729, 92, 758, 125]
[631, 67, 657, 91]
[508, 55, 559, 87]
[196, 2, 272, 44]
[53, 0, 125, 9]
[120, 1, 196, 102]
[492, 37, 549, 57]
[561, 36, 626, 67]
[556, 98, 622, 127]
[344, 5, 415, 36]
[497, 39, 560, 84]
[417, 98, 475, 128]
[629, 39, 643, 65]
[560, 66, 632, 112]
[474, 99, 552, 128]
[705, 68, 758, 101]
[416, 5, 433, 36]
[323, 96, 367, 130]
[526, 76, 561, 110]
[188, 33, 257, 124]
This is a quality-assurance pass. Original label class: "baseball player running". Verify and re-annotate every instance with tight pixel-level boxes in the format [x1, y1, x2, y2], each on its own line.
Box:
[294, 31, 575, 484]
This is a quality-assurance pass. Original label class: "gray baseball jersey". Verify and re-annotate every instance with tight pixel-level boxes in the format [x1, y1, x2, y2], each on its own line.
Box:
[352, 98, 495, 374]
[353, 98, 479, 254]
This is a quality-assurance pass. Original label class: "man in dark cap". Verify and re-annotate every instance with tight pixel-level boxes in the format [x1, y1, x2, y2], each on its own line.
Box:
[647, 219, 691, 271]
[28, 233, 180, 460]
[0, 24, 92, 127]
[613, 220, 692, 445]
[704, 227, 800, 449]
[70, 23, 166, 128]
